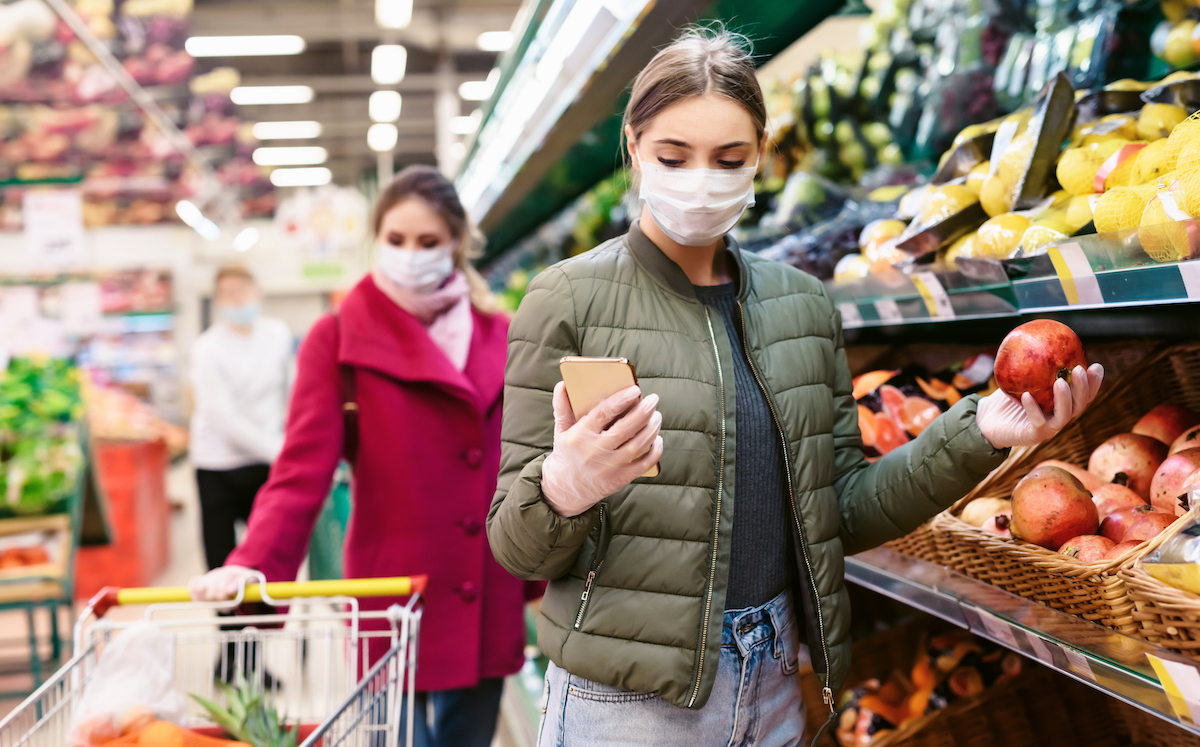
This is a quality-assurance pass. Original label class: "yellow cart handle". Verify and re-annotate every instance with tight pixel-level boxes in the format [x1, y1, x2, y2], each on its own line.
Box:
[88, 575, 427, 618]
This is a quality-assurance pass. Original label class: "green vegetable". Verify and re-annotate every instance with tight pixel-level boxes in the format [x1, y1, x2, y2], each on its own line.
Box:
[192, 680, 298, 747]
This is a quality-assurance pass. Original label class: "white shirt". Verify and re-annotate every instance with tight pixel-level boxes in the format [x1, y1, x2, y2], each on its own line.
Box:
[189, 317, 294, 470]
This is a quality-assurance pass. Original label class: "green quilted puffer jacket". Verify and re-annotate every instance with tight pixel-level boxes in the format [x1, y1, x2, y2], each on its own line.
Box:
[487, 222, 1007, 710]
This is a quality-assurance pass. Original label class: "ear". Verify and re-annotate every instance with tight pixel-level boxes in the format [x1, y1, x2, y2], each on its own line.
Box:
[624, 125, 640, 171]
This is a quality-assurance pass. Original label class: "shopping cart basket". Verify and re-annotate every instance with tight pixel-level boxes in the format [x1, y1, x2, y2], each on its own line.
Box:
[0, 573, 426, 747]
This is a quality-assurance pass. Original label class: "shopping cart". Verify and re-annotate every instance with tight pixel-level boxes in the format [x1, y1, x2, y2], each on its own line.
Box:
[0, 573, 426, 747]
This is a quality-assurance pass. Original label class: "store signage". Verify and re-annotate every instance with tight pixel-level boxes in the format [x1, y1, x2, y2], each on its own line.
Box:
[1047, 242, 1103, 307]
[24, 190, 85, 267]
[837, 302, 863, 328]
[1148, 654, 1200, 726]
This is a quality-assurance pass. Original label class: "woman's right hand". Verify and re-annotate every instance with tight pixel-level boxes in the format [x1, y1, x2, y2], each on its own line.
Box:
[541, 382, 664, 517]
[188, 564, 254, 602]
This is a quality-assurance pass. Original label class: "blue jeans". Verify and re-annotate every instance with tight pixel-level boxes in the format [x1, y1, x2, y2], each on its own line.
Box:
[538, 589, 807, 746]
[396, 678, 503, 747]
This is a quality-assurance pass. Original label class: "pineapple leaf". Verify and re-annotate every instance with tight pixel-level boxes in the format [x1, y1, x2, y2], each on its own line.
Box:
[190, 693, 252, 744]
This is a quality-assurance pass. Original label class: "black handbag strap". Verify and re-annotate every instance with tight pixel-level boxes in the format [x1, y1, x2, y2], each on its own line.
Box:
[332, 314, 359, 466]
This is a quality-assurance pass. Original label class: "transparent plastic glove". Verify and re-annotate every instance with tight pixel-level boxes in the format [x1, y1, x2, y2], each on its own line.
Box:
[976, 363, 1104, 448]
[188, 564, 254, 602]
[541, 382, 664, 517]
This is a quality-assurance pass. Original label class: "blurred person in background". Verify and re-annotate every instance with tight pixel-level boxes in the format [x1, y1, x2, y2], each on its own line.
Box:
[189, 166, 539, 747]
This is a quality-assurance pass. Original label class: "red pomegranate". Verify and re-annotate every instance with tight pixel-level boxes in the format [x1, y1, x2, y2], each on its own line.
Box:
[1091, 483, 1146, 518]
[1087, 434, 1168, 499]
[1103, 540, 1142, 560]
[1099, 504, 1162, 542]
[1170, 424, 1200, 455]
[982, 511, 1013, 538]
[1036, 459, 1105, 492]
[1149, 448, 1200, 515]
[994, 320, 1087, 414]
[1132, 404, 1200, 446]
[1058, 535, 1116, 562]
[1123, 512, 1176, 543]
[1010, 466, 1098, 549]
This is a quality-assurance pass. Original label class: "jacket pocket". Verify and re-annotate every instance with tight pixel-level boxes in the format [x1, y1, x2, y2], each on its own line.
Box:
[572, 503, 611, 631]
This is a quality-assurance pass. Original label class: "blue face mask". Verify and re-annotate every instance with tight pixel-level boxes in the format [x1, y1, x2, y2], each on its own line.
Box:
[220, 302, 260, 327]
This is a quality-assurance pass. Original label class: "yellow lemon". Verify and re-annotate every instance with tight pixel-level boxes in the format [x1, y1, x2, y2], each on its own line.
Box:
[1137, 103, 1189, 141]
[980, 172, 1015, 216]
[920, 184, 980, 225]
[976, 213, 1032, 258]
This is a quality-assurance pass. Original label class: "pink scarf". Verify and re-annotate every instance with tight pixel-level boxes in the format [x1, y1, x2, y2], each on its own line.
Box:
[372, 269, 474, 371]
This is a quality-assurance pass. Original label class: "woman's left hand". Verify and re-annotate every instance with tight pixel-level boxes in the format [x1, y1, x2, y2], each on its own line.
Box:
[976, 364, 1104, 449]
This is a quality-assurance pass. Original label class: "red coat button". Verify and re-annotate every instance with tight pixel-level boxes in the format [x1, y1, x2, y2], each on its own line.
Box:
[464, 447, 484, 468]
[460, 516, 483, 536]
[457, 582, 478, 602]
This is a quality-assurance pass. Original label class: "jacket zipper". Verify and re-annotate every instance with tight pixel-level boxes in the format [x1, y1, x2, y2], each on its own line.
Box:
[737, 301, 835, 714]
[573, 503, 608, 630]
[688, 308, 727, 708]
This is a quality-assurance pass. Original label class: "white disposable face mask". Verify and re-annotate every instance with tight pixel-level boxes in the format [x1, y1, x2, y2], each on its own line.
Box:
[377, 243, 455, 293]
[637, 155, 758, 246]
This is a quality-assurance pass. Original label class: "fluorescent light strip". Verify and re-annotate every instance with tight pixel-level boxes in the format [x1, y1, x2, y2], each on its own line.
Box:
[271, 167, 333, 187]
[477, 31, 514, 52]
[449, 115, 479, 135]
[231, 86, 314, 106]
[185, 35, 306, 57]
[369, 91, 403, 123]
[372, 45, 407, 85]
[252, 146, 328, 166]
[368, 123, 399, 152]
[376, 0, 412, 29]
[252, 121, 323, 140]
[233, 227, 261, 252]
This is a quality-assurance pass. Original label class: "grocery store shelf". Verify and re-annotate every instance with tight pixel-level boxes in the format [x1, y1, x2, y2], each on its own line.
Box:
[847, 547, 1200, 736]
[465, 0, 847, 262]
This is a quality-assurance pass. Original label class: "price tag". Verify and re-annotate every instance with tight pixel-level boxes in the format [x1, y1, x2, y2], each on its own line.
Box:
[1178, 260, 1200, 300]
[1148, 655, 1200, 725]
[1061, 645, 1096, 681]
[979, 611, 1018, 647]
[873, 298, 903, 324]
[1047, 242, 1104, 306]
[911, 272, 956, 319]
[1024, 630, 1056, 666]
[837, 302, 864, 329]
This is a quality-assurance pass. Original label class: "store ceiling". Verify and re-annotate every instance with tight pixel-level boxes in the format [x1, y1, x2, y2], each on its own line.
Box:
[191, 0, 523, 184]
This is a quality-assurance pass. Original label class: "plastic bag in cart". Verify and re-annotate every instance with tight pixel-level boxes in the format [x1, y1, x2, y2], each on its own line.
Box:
[68, 621, 188, 747]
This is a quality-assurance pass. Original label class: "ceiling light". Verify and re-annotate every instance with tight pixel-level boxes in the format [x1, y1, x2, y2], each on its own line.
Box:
[185, 35, 306, 57]
[231, 86, 314, 105]
[271, 167, 333, 187]
[459, 80, 493, 101]
[175, 200, 202, 227]
[233, 227, 261, 252]
[252, 121, 322, 140]
[477, 31, 514, 52]
[449, 141, 467, 160]
[372, 44, 407, 84]
[376, 0, 412, 29]
[369, 91, 403, 123]
[368, 123, 399, 152]
[252, 146, 328, 166]
[449, 114, 480, 135]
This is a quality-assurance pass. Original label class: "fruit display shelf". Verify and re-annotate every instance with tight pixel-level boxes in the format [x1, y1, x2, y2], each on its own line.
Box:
[846, 546, 1200, 736]
[831, 234, 1200, 330]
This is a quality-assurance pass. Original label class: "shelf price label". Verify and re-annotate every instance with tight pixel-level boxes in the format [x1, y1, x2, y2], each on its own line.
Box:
[1047, 242, 1103, 306]
[873, 298, 903, 324]
[1178, 260, 1200, 301]
[1061, 645, 1096, 681]
[1148, 654, 1200, 725]
[978, 610, 1018, 647]
[911, 272, 956, 319]
[837, 302, 864, 329]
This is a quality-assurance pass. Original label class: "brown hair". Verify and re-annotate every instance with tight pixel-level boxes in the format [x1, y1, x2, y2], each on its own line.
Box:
[214, 263, 255, 294]
[623, 27, 766, 154]
[373, 165, 498, 313]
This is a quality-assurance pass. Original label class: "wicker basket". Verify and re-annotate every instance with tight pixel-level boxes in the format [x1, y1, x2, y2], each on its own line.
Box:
[1119, 515, 1200, 659]
[1111, 695, 1200, 747]
[882, 523, 940, 563]
[931, 344, 1200, 634]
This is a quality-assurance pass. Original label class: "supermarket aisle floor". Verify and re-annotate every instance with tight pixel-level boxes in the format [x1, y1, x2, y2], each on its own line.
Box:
[0, 463, 523, 747]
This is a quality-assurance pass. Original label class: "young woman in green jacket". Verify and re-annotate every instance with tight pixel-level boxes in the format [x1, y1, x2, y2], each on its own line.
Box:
[487, 28, 1103, 746]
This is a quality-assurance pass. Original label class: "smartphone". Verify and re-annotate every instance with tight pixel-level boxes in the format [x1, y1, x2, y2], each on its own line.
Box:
[559, 356, 660, 478]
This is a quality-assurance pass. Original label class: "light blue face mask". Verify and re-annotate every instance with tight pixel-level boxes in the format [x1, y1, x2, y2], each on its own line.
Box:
[220, 302, 260, 327]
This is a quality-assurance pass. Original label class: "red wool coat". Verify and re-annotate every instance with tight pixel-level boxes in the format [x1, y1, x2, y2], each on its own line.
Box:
[228, 275, 540, 692]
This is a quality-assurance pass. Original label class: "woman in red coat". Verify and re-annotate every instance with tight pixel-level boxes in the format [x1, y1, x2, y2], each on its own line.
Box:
[189, 165, 537, 747]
